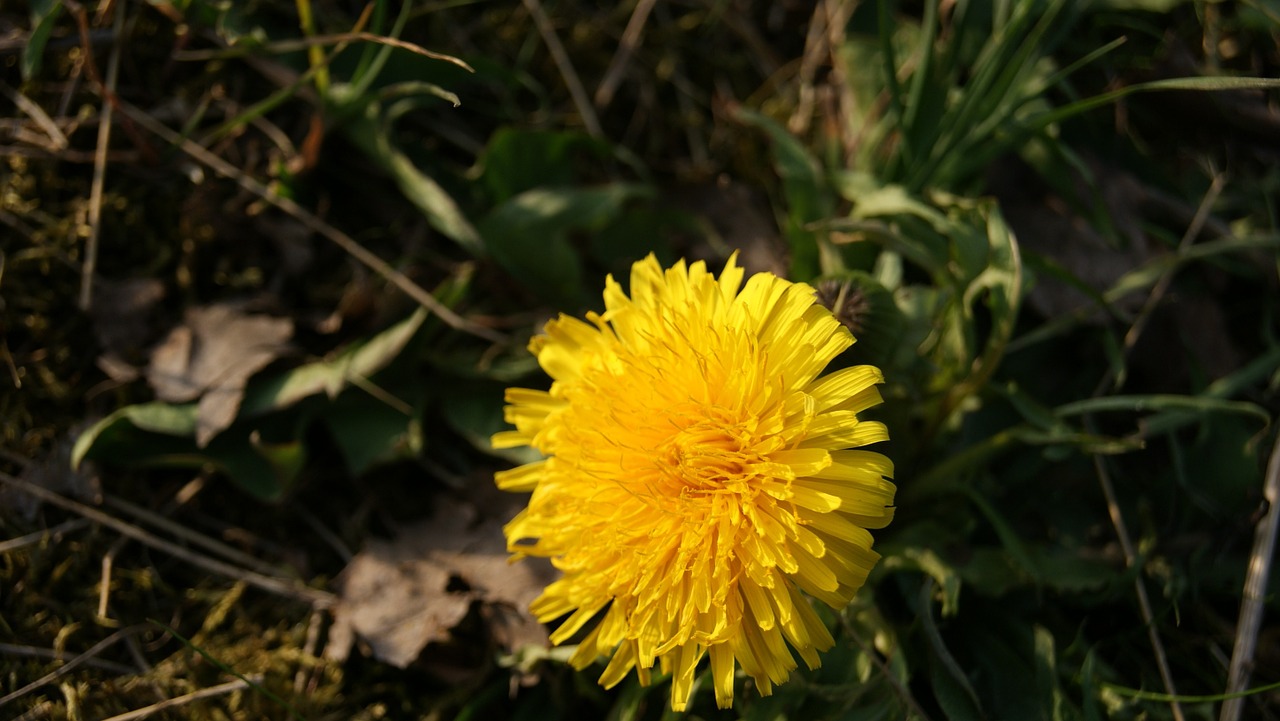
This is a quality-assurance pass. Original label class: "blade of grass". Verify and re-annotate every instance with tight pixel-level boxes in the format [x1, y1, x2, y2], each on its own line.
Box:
[295, 0, 330, 93]
[957, 77, 1280, 180]
[876, 0, 907, 179]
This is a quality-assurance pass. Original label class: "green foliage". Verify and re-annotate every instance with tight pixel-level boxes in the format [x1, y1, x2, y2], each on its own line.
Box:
[5, 0, 1280, 719]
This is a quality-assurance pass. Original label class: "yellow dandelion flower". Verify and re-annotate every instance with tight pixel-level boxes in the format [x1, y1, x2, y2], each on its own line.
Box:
[493, 253, 895, 710]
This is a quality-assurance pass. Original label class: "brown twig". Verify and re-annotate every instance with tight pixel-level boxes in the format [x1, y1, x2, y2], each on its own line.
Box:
[521, 0, 604, 138]
[0, 624, 151, 709]
[594, 0, 657, 110]
[109, 97, 505, 344]
[102, 495, 288, 578]
[0, 643, 135, 675]
[788, 1, 830, 135]
[1092, 454, 1185, 721]
[99, 676, 259, 721]
[0, 81, 70, 150]
[78, 1, 126, 311]
[1220, 430, 1280, 721]
[0, 518, 92, 553]
[0, 471, 336, 608]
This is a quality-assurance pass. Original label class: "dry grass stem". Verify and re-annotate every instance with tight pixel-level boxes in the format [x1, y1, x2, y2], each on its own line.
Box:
[1092, 454, 1185, 721]
[0, 643, 136, 675]
[109, 97, 505, 344]
[0, 81, 70, 150]
[0, 518, 91, 554]
[293, 605, 326, 694]
[1121, 174, 1227, 358]
[0, 624, 150, 709]
[1220, 430, 1280, 721]
[78, 0, 126, 311]
[788, 1, 830, 134]
[97, 535, 129, 621]
[98, 676, 259, 721]
[594, 0, 657, 109]
[103, 495, 288, 578]
[521, 0, 603, 138]
[838, 612, 934, 721]
[172, 32, 473, 71]
[0, 471, 336, 608]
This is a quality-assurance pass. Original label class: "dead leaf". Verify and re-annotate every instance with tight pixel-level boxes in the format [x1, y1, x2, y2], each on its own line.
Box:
[327, 497, 555, 670]
[146, 303, 293, 446]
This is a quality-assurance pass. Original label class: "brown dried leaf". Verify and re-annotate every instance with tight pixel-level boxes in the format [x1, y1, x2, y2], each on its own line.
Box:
[146, 303, 293, 446]
[327, 498, 554, 669]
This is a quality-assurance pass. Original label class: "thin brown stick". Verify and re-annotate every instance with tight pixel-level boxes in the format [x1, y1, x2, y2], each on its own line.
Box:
[838, 613, 934, 721]
[0, 82, 70, 149]
[109, 97, 505, 344]
[788, 1, 829, 134]
[0, 625, 150, 708]
[0, 518, 92, 553]
[293, 605, 326, 694]
[1120, 174, 1226, 359]
[0, 471, 335, 608]
[103, 495, 287, 578]
[594, 0, 657, 109]
[1220, 430, 1280, 721]
[1092, 454, 1185, 721]
[0, 643, 135, 674]
[78, 0, 126, 311]
[99, 676, 259, 721]
[521, 0, 604, 138]
[98, 535, 129, 620]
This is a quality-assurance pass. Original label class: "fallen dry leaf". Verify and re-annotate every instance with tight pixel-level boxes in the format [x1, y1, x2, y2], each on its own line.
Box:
[327, 497, 555, 670]
[146, 303, 293, 447]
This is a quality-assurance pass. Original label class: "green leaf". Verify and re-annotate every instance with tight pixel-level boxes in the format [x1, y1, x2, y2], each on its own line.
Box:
[733, 106, 836, 278]
[440, 378, 542, 466]
[24, 1, 64, 81]
[478, 184, 653, 307]
[321, 390, 422, 476]
[1054, 394, 1271, 429]
[480, 128, 613, 203]
[239, 306, 432, 416]
[72, 407, 305, 502]
[341, 100, 483, 255]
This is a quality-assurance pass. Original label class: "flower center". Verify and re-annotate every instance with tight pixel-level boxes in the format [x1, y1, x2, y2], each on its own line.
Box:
[658, 411, 756, 492]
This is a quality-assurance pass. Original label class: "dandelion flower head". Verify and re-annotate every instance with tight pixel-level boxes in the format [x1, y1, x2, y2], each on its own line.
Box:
[494, 254, 895, 710]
